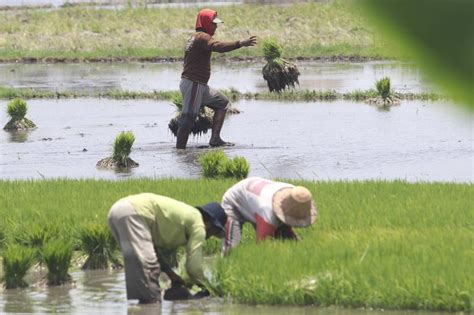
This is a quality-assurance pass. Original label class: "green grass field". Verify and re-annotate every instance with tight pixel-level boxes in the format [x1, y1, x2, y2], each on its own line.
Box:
[0, 2, 394, 62]
[0, 179, 472, 310]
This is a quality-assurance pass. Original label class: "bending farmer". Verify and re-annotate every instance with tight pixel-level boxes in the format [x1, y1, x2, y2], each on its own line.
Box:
[177, 8, 257, 149]
[107, 193, 227, 303]
[221, 177, 317, 254]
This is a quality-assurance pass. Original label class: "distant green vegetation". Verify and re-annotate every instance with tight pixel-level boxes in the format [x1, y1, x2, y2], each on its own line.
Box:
[0, 86, 444, 102]
[0, 2, 392, 62]
[0, 179, 472, 311]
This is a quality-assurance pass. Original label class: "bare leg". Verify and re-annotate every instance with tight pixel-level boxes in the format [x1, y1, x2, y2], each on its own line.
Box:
[176, 127, 191, 149]
[209, 108, 234, 147]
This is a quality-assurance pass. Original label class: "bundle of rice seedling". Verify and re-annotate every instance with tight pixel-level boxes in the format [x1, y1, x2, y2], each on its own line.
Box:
[199, 150, 227, 178]
[368, 77, 401, 106]
[199, 150, 250, 179]
[262, 39, 300, 93]
[14, 224, 59, 262]
[2, 244, 36, 289]
[79, 224, 120, 269]
[96, 131, 139, 169]
[42, 240, 73, 286]
[223, 156, 250, 179]
[168, 94, 213, 137]
[3, 98, 37, 130]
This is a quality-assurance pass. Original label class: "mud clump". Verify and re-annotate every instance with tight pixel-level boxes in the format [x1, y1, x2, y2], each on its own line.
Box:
[96, 157, 139, 169]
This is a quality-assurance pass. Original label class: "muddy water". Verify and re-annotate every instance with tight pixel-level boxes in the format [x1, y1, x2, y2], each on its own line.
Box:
[0, 61, 432, 94]
[0, 98, 472, 182]
[0, 268, 447, 314]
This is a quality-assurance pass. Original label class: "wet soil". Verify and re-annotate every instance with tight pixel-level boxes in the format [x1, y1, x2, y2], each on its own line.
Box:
[0, 98, 472, 182]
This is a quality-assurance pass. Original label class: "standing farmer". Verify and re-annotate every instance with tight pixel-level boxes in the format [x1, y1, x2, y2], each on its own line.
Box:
[107, 193, 227, 303]
[221, 177, 317, 254]
[177, 8, 257, 149]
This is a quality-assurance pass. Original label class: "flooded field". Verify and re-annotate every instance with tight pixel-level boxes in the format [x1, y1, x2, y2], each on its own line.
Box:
[0, 267, 450, 314]
[0, 61, 432, 94]
[0, 98, 472, 182]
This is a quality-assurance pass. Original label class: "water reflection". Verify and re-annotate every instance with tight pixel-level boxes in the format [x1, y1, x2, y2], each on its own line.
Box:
[5, 130, 31, 143]
[3, 288, 35, 313]
[44, 284, 73, 313]
[0, 61, 433, 94]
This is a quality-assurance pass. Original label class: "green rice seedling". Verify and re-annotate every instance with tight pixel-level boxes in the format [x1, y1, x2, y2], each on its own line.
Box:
[2, 244, 36, 289]
[7, 98, 27, 120]
[14, 224, 60, 262]
[200, 151, 250, 179]
[168, 94, 213, 137]
[369, 77, 400, 106]
[42, 240, 74, 285]
[3, 98, 37, 130]
[79, 224, 119, 269]
[97, 131, 139, 169]
[14, 224, 57, 248]
[199, 150, 227, 178]
[223, 157, 250, 179]
[376, 77, 391, 100]
[262, 38, 300, 93]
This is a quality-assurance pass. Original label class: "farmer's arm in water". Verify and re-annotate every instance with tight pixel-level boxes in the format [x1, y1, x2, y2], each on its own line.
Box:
[157, 258, 185, 286]
[207, 35, 257, 53]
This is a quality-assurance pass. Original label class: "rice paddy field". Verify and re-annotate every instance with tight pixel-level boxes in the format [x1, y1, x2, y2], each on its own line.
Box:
[1, 1, 473, 313]
[0, 179, 473, 311]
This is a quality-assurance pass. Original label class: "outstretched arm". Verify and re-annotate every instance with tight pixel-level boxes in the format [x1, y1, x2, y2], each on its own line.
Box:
[208, 35, 258, 53]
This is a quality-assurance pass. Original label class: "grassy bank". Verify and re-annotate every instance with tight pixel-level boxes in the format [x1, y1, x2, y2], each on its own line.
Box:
[0, 179, 472, 311]
[0, 2, 392, 62]
[0, 86, 444, 102]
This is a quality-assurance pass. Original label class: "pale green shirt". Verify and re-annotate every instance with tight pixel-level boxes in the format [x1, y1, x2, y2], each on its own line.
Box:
[123, 193, 206, 285]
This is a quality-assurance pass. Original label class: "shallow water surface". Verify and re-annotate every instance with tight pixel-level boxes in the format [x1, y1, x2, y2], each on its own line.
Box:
[0, 268, 451, 314]
[0, 61, 433, 94]
[0, 98, 472, 182]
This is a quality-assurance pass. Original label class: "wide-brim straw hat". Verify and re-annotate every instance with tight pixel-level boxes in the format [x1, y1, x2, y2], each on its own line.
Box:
[272, 186, 317, 227]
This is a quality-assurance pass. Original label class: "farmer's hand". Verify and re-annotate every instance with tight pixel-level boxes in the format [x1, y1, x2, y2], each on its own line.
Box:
[193, 288, 210, 299]
[166, 270, 186, 287]
[240, 36, 257, 47]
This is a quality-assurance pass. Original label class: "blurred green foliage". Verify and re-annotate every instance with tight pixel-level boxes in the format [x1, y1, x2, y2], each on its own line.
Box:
[361, 0, 473, 107]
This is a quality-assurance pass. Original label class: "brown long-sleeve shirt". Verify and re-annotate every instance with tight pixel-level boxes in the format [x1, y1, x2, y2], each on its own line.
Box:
[181, 31, 241, 84]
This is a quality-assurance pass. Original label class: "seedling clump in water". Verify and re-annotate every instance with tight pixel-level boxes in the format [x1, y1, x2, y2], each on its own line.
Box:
[97, 131, 139, 169]
[168, 94, 213, 137]
[42, 240, 74, 286]
[199, 150, 250, 179]
[368, 77, 401, 106]
[79, 224, 120, 269]
[262, 39, 300, 92]
[1, 244, 36, 289]
[3, 98, 37, 130]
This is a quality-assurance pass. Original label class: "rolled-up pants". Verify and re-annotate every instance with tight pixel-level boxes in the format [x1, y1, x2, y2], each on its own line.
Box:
[107, 199, 161, 302]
